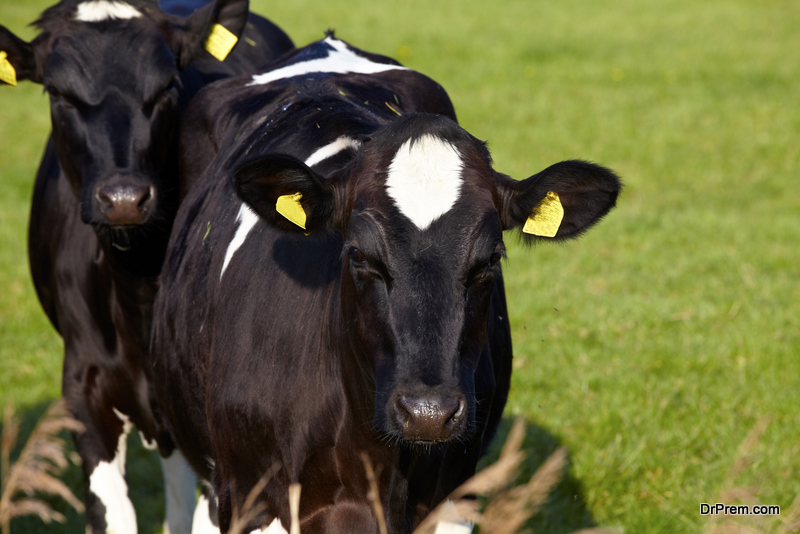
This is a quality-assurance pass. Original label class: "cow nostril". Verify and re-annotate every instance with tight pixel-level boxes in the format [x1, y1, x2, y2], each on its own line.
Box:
[396, 395, 464, 441]
[444, 398, 465, 429]
[137, 186, 155, 212]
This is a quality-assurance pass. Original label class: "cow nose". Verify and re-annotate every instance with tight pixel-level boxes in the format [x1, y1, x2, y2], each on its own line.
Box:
[395, 395, 465, 442]
[95, 182, 156, 226]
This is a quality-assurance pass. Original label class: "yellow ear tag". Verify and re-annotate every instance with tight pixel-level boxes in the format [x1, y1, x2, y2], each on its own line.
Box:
[522, 191, 564, 237]
[276, 192, 307, 230]
[204, 24, 238, 61]
[0, 51, 18, 87]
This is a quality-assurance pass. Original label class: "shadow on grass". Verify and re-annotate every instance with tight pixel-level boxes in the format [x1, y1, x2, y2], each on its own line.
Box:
[1, 399, 165, 534]
[476, 417, 598, 534]
[2, 406, 597, 534]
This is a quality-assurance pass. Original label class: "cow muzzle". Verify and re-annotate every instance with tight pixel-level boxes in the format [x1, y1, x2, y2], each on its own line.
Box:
[93, 178, 157, 226]
[393, 394, 466, 442]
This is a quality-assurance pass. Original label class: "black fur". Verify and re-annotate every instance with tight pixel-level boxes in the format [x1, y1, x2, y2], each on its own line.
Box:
[150, 37, 620, 533]
[4, 0, 293, 531]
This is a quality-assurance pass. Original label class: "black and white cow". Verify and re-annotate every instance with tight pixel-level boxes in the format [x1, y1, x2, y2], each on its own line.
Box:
[0, 1, 292, 532]
[150, 36, 621, 533]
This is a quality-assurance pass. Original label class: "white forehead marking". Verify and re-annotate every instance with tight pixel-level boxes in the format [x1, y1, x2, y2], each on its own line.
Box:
[385, 134, 464, 230]
[75, 0, 142, 21]
[220, 136, 361, 280]
[248, 36, 407, 86]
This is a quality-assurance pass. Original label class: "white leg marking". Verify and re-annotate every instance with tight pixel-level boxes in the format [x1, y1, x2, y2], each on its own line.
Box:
[385, 134, 464, 230]
[305, 136, 361, 168]
[248, 36, 407, 86]
[434, 522, 473, 534]
[220, 203, 260, 280]
[161, 451, 198, 534]
[75, 1, 142, 21]
[191, 494, 220, 534]
[252, 518, 288, 534]
[88, 409, 137, 534]
[433, 501, 474, 534]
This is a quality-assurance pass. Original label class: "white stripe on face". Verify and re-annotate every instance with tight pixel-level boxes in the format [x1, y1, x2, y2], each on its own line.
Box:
[75, 0, 142, 21]
[385, 134, 464, 230]
[220, 137, 361, 280]
[248, 37, 407, 86]
[88, 408, 137, 534]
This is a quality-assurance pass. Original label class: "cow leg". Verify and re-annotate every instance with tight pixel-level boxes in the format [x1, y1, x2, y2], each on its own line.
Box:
[192, 488, 220, 534]
[161, 450, 198, 534]
[62, 353, 137, 533]
[77, 406, 137, 533]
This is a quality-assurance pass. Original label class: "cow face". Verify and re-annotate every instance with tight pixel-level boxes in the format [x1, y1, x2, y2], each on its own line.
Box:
[234, 113, 621, 445]
[0, 0, 249, 229]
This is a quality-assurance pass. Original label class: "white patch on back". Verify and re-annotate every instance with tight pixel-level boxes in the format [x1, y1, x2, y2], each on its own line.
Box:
[305, 136, 360, 168]
[161, 451, 197, 534]
[248, 36, 406, 86]
[220, 203, 260, 280]
[75, 0, 142, 21]
[385, 134, 463, 230]
[252, 518, 289, 534]
[191, 494, 219, 534]
[220, 136, 361, 280]
[88, 408, 137, 534]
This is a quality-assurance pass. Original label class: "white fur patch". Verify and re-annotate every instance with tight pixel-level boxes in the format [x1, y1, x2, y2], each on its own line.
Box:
[161, 451, 197, 534]
[248, 36, 406, 86]
[220, 203, 260, 280]
[88, 408, 137, 534]
[220, 137, 360, 280]
[305, 136, 360, 168]
[433, 501, 474, 534]
[253, 518, 289, 534]
[434, 522, 473, 534]
[75, 0, 142, 22]
[385, 134, 463, 230]
[192, 494, 220, 534]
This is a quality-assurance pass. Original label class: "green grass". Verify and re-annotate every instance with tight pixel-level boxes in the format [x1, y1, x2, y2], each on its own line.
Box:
[2, 0, 799, 532]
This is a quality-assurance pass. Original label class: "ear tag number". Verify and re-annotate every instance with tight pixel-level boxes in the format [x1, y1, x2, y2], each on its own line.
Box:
[523, 191, 564, 237]
[205, 24, 238, 61]
[0, 51, 17, 86]
[276, 192, 307, 230]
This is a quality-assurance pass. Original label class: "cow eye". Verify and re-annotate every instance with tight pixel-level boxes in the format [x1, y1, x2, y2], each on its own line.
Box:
[489, 251, 503, 267]
[348, 246, 366, 264]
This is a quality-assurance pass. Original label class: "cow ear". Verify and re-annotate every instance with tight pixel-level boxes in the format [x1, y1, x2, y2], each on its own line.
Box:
[234, 154, 344, 234]
[0, 25, 41, 85]
[171, 0, 249, 69]
[497, 160, 621, 241]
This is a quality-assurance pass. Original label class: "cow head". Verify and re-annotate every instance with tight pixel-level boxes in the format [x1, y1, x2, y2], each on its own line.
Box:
[0, 0, 249, 230]
[234, 113, 621, 445]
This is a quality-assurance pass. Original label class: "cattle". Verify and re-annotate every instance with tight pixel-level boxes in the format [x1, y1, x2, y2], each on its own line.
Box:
[149, 35, 621, 533]
[0, 1, 293, 532]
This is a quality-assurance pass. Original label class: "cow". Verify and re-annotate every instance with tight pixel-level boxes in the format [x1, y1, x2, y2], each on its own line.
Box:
[0, 1, 293, 532]
[149, 35, 621, 533]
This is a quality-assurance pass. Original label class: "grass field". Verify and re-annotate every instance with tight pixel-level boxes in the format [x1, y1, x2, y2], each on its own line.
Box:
[2, 0, 799, 532]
